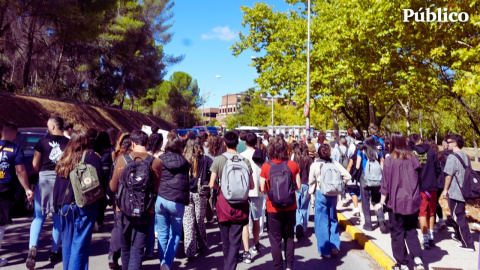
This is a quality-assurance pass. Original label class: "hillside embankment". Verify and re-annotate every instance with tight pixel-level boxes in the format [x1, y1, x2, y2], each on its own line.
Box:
[0, 93, 176, 131]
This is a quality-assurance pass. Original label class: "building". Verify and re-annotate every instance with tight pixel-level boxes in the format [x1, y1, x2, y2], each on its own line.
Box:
[216, 93, 245, 122]
[202, 107, 219, 125]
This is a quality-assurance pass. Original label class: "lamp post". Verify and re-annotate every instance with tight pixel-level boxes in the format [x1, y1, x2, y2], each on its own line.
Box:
[306, 0, 311, 136]
[202, 75, 221, 125]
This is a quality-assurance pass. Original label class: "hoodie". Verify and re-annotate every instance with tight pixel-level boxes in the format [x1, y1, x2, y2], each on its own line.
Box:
[409, 143, 442, 191]
[158, 152, 190, 205]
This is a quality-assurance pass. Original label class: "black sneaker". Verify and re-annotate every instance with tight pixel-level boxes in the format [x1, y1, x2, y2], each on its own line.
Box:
[378, 220, 388, 234]
[242, 251, 252, 264]
[428, 239, 435, 247]
[295, 225, 304, 239]
[422, 239, 430, 250]
[50, 250, 62, 263]
[26, 246, 37, 270]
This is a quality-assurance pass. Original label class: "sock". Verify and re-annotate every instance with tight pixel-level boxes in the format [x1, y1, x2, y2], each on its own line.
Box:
[423, 234, 429, 242]
[414, 257, 422, 265]
[428, 229, 434, 240]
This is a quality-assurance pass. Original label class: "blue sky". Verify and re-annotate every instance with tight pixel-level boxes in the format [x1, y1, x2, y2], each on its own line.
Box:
[163, 1, 298, 108]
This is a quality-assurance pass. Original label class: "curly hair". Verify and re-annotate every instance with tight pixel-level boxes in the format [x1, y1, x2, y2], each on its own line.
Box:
[267, 137, 289, 160]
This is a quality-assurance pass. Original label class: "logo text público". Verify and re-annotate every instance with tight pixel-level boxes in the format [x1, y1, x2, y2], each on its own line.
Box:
[403, 8, 469, 22]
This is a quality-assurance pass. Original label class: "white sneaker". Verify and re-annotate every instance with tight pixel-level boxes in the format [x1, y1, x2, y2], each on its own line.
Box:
[353, 208, 360, 217]
[0, 258, 7, 267]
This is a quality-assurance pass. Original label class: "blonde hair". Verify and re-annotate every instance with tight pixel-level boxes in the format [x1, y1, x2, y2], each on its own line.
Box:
[183, 138, 204, 178]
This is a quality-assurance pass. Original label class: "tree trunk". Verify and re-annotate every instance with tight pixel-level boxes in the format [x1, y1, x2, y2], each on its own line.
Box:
[369, 102, 375, 125]
[119, 90, 126, 109]
[332, 109, 339, 138]
[398, 100, 411, 135]
[473, 130, 478, 162]
[50, 41, 65, 91]
[23, 16, 36, 88]
[130, 96, 134, 111]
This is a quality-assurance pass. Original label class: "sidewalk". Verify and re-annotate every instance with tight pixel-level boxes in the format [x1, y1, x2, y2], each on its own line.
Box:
[337, 199, 480, 270]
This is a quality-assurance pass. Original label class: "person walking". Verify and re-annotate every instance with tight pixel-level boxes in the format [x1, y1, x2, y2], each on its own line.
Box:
[183, 138, 213, 261]
[441, 134, 476, 252]
[292, 141, 312, 239]
[27, 115, 69, 269]
[309, 143, 351, 258]
[209, 131, 254, 270]
[53, 131, 103, 270]
[156, 131, 190, 270]
[0, 123, 34, 267]
[374, 131, 424, 270]
[259, 136, 301, 270]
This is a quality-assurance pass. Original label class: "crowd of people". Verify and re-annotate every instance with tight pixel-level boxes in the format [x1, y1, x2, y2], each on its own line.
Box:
[0, 117, 476, 270]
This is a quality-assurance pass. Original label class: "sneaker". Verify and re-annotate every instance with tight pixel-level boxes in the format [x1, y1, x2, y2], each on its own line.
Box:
[250, 243, 260, 254]
[295, 225, 304, 239]
[93, 222, 99, 232]
[321, 254, 331, 258]
[414, 262, 425, 270]
[160, 264, 170, 270]
[242, 251, 252, 264]
[353, 208, 360, 217]
[422, 239, 430, 250]
[437, 219, 447, 230]
[331, 249, 339, 256]
[392, 264, 408, 270]
[428, 239, 435, 247]
[457, 245, 475, 252]
[451, 233, 461, 243]
[341, 199, 348, 207]
[362, 225, 373, 231]
[49, 250, 62, 263]
[378, 220, 388, 234]
[26, 246, 37, 270]
[0, 258, 7, 267]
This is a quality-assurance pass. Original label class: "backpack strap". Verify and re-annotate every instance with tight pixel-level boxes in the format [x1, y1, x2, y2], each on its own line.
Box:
[81, 150, 88, 163]
[123, 154, 134, 164]
[144, 154, 155, 165]
[452, 153, 469, 169]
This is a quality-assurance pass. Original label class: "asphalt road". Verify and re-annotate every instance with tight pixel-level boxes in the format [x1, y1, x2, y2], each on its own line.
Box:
[1, 208, 381, 270]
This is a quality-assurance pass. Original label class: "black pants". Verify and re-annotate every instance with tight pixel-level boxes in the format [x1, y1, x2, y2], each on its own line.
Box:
[360, 173, 384, 230]
[219, 221, 244, 270]
[448, 198, 475, 249]
[109, 211, 122, 261]
[268, 210, 295, 270]
[389, 212, 422, 265]
[96, 196, 108, 225]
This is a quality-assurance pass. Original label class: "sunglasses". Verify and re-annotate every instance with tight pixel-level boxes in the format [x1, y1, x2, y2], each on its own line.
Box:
[447, 140, 456, 144]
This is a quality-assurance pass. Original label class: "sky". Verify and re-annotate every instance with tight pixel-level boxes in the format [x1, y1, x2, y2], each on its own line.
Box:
[163, 1, 298, 108]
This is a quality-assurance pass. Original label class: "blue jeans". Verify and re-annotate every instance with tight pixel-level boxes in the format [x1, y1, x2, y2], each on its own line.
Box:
[119, 212, 154, 270]
[295, 184, 310, 233]
[60, 202, 98, 270]
[314, 191, 340, 256]
[155, 196, 185, 268]
[29, 186, 61, 251]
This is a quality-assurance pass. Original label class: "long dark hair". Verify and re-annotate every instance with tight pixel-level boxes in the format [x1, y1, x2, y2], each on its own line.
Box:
[362, 136, 378, 161]
[390, 132, 415, 160]
[267, 137, 289, 160]
[55, 131, 89, 178]
[426, 138, 444, 163]
[293, 141, 310, 170]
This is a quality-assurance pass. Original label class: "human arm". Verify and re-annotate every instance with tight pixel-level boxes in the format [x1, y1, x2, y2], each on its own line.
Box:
[295, 173, 301, 191]
[32, 150, 41, 174]
[346, 159, 354, 173]
[355, 154, 362, 170]
[374, 194, 388, 212]
[259, 176, 266, 193]
[16, 164, 33, 201]
[380, 157, 384, 170]
[209, 172, 218, 190]
[109, 156, 125, 193]
[441, 175, 452, 199]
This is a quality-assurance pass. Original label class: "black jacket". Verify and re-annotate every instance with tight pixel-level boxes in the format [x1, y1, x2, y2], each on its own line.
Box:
[158, 152, 190, 205]
[188, 155, 213, 193]
[409, 143, 442, 191]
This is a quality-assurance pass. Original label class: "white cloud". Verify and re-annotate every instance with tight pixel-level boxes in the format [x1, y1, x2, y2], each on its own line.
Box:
[201, 26, 236, 41]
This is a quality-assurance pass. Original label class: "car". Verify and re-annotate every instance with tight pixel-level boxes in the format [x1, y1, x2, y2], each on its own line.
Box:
[192, 126, 207, 135]
[11, 127, 48, 215]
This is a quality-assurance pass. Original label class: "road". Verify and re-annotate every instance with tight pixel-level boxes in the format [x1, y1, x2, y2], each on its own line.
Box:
[1, 208, 381, 270]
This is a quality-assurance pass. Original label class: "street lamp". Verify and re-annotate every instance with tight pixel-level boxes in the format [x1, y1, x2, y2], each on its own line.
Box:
[306, 0, 311, 136]
[202, 75, 221, 125]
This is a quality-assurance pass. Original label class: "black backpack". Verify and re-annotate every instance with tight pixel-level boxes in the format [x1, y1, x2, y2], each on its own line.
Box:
[117, 154, 156, 218]
[266, 161, 296, 208]
[452, 153, 480, 200]
[349, 143, 363, 184]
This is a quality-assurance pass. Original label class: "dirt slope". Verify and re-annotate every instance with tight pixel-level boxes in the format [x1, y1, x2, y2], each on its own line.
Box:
[0, 94, 176, 131]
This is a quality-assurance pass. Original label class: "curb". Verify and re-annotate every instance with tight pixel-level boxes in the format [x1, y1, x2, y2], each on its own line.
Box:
[337, 212, 395, 270]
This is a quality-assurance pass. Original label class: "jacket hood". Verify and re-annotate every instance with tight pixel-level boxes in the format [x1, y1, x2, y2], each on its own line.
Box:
[410, 143, 430, 155]
[161, 152, 188, 170]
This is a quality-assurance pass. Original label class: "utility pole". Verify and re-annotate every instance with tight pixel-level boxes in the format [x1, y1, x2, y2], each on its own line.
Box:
[305, 0, 311, 136]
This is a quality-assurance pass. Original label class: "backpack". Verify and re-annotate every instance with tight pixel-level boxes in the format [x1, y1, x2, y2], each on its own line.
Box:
[452, 153, 480, 200]
[68, 151, 105, 208]
[373, 136, 384, 151]
[117, 154, 156, 218]
[319, 161, 344, 196]
[338, 147, 349, 169]
[220, 152, 250, 204]
[266, 160, 296, 208]
[349, 143, 363, 184]
[364, 151, 382, 187]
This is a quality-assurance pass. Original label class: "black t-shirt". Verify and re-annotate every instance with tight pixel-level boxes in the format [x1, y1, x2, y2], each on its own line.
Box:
[53, 149, 102, 211]
[34, 135, 69, 171]
[0, 140, 25, 191]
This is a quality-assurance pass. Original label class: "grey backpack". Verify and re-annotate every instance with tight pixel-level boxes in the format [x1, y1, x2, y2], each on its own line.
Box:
[319, 161, 344, 196]
[220, 152, 250, 204]
[364, 151, 382, 187]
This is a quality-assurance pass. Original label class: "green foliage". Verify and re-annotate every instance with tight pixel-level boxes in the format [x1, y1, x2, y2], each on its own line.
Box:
[207, 119, 220, 127]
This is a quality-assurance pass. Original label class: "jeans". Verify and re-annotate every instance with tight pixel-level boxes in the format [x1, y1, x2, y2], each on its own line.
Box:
[389, 212, 422, 265]
[29, 186, 61, 251]
[119, 213, 154, 270]
[145, 217, 157, 256]
[60, 202, 98, 270]
[295, 184, 310, 233]
[268, 210, 295, 270]
[360, 173, 384, 230]
[314, 191, 340, 256]
[155, 196, 185, 268]
[219, 222, 244, 270]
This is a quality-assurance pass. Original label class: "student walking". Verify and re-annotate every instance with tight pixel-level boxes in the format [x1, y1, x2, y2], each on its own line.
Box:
[209, 131, 254, 270]
[259, 136, 301, 270]
[0, 123, 34, 267]
[27, 116, 69, 269]
[309, 143, 351, 258]
[53, 131, 103, 270]
[292, 141, 312, 239]
[374, 131, 424, 270]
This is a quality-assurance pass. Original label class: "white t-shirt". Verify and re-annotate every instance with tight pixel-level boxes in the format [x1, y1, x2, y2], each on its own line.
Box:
[241, 148, 264, 198]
